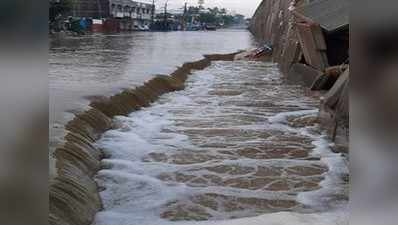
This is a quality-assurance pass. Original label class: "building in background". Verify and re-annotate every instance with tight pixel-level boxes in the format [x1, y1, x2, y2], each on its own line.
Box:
[109, 0, 154, 29]
[63, 0, 154, 31]
[68, 0, 110, 18]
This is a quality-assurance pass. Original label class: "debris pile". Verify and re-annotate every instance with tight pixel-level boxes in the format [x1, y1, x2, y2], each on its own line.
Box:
[235, 44, 273, 61]
[249, 0, 349, 151]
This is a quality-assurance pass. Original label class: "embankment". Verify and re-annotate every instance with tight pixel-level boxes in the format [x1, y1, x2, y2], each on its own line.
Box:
[249, 0, 349, 152]
[49, 52, 240, 225]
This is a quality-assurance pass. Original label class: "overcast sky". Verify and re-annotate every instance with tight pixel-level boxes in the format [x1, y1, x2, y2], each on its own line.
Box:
[141, 0, 263, 17]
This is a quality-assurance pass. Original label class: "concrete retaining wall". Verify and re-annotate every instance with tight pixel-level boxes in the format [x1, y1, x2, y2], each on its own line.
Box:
[249, 0, 349, 151]
[49, 52, 240, 225]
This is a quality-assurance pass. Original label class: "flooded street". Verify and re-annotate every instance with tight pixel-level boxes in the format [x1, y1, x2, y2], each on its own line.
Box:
[93, 61, 348, 225]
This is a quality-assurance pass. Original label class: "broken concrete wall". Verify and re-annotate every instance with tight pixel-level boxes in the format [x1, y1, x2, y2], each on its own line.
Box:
[250, 0, 349, 150]
[250, 0, 305, 74]
[295, 22, 329, 70]
[320, 68, 349, 153]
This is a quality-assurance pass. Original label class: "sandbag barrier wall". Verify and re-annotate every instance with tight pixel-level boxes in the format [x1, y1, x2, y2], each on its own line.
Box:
[49, 52, 240, 225]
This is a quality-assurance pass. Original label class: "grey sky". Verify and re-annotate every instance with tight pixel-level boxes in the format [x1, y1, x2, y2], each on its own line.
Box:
[141, 0, 263, 17]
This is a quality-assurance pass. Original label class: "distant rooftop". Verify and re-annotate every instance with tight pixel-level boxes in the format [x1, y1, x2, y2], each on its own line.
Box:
[295, 0, 349, 32]
[110, 0, 153, 8]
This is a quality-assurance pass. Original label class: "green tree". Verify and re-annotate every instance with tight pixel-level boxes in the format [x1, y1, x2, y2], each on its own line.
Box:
[185, 5, 244, 27]
[220, 15, 234, 26]
[208, 7, 220, 15]
[188, 6, 200, 14]
[234, 14, 245, 24]
[198, 12, 217, 24]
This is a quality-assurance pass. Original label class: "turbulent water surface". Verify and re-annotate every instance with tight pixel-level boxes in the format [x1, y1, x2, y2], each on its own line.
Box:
[49, 30, 254, 161]
[94, 61, 349, 225]
[49, 30, 253, 126]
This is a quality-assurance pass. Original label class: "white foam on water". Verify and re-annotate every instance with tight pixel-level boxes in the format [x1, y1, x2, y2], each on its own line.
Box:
[94, 69, 217, 225]
[93, 61, 348, 225]
[268, 109, 319, 124]
[269, 109, 349, 212]
[199, 209, 348, 225]
[297, 134, 349, 211]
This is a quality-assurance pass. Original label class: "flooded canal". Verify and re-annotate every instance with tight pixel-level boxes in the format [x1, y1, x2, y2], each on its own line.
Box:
[49, 30, 253, 127]
[49, 30, 254, 158]
[93, 61, 349, 225]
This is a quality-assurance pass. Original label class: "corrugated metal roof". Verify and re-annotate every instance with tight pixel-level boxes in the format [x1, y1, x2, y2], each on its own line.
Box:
[295, 0, 349, 32]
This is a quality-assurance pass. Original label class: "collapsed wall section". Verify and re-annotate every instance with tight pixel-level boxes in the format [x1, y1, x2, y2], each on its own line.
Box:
[249, 0, 349, 152]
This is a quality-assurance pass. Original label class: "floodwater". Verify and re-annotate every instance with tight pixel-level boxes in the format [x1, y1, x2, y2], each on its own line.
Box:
[49, 30, 254, 151]
[93, 61, 349, 225]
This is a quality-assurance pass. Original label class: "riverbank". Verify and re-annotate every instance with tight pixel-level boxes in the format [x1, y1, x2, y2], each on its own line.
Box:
[50, 30, 253, 139]
[49, 30, 254, 186]
[92, 60, 348, 225]
[50, 51, 348, 225]
[49, 22, 349, 224]
[49, 52, 243, 225]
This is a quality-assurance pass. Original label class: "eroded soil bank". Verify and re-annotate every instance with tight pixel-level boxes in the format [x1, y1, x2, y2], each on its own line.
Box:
[93, 61, 348, 225]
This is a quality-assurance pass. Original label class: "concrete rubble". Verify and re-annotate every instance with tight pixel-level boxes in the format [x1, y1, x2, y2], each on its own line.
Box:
[249, 0, 349, 152]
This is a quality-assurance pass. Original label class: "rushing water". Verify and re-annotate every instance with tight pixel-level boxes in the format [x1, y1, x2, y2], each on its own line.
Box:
[49, 30, 254, 159]
[49, 30, 253, 126]
[93, 61, 349, 225]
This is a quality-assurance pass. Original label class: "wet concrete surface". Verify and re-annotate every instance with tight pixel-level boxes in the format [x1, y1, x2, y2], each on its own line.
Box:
[94, 61, 348, 225]
[49, 30, 255, 155]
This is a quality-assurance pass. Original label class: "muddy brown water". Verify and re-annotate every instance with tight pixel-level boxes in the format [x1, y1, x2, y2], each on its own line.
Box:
[49, 31, 254, 124]
[49, 30, 256, 182]
[93, 61, 348, 225]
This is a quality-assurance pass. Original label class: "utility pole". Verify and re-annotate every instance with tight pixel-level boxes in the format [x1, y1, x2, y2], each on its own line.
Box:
[182, 1, 187, 30]
[163, 0, 168, 30]
[151, 0, 155, 25]
[72, 0, 78, 17]
[96, 0, 103, 18]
